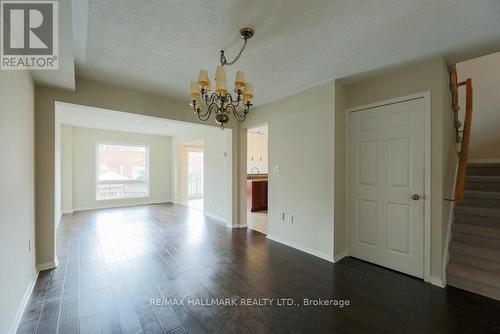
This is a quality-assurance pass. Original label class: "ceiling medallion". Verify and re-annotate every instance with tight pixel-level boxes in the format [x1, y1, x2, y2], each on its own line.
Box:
[189, 28, 255, 130]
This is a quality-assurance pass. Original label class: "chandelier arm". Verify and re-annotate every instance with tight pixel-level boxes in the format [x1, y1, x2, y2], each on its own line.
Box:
[227, 104, 247, 122]
[202, 92, 219, 105]
[193, 107, 210, 121]
[225, 92, 241, 107]
[194, 101, 217, 121]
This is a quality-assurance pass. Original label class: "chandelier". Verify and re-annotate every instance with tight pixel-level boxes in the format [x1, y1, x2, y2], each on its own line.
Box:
[189, 28, 255, 130]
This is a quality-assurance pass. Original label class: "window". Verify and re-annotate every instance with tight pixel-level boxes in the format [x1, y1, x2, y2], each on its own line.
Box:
[96, 143, 149, 200]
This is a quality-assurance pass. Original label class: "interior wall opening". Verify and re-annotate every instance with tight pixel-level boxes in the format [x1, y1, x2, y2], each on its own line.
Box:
[178, 140, 205, 211]
[246, 124, 268, 234]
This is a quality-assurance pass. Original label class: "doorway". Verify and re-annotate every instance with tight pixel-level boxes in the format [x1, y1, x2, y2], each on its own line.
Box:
[246, 124, 268, 234]
[347, 95, 431, 279]
[178, 140, 204, 211]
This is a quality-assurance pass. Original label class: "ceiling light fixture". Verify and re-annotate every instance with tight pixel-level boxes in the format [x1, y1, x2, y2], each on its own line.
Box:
[189, 28, 255, 130]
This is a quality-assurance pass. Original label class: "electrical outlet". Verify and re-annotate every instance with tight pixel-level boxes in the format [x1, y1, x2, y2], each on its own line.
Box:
[287, 215, 294, 224]
[279, 212, 285, 221]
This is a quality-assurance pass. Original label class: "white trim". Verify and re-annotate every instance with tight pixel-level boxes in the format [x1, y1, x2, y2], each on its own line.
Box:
[37, 259, 58, 272]
[345, 91, 432, 282]
[62, 210, 74, 214]
[441, 203, 455, 287]
[204, 211, 228, 225]
[55, 212, 62, 228]
[334, 251, 347, 262]
[73, 200, 172, 212]
[430, 276, 445, 288]
[267, 234, 334, 262]
[8, 270, 39, 334]
[468, 159, 500, 164]
[441, 162, 459, 287]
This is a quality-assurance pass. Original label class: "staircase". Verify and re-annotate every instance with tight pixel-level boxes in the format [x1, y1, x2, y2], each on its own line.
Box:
[447, 163, 500, 300]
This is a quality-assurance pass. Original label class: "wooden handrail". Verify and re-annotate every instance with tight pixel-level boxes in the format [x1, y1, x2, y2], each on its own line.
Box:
[454, 78, 473, 204]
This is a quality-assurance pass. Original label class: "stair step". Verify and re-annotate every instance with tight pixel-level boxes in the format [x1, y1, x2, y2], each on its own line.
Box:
[465, 176, 500, 192]
[452, 231, 500, 249]
[447, 274, 500, 301]
[468, 162, 500, 168]
[464, 190, 500, 199]
[462, 191, 500, 209]
[449, 252, 500, 274]
[453, 222, 500, 240]
[449, 242, 500, 263]
[447, 262, 500, 292]
[461, 200, 500, 210]
[455, 206, 500, 219]
[467, 163, 500, 176]
[455, 214, 500, 229]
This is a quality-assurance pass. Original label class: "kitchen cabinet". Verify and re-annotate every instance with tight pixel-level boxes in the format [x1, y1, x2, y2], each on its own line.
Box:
[247, 179, 268, 212]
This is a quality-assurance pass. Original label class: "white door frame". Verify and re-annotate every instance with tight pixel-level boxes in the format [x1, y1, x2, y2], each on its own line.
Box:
[345, 91, 432, 283]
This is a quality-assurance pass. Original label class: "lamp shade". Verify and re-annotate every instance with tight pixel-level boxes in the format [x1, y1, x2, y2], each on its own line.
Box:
[234, 71, 246, 89]
[204, 80, 212, 93]
[216, 78, 228, 95]
[243, 83, 254, 99]
[189, 81, 201, 98]
[215, 65, 227, 82]
[198, 69, 210, 87]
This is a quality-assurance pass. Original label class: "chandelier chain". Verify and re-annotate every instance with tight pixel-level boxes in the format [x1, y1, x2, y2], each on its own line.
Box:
[220, 38, 248, 66]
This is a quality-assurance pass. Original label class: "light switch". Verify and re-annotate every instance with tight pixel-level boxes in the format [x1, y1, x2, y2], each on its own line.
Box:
[279, 212, 285, 221]
[287, 215, 294, 224]
[274, 165, 280, 173]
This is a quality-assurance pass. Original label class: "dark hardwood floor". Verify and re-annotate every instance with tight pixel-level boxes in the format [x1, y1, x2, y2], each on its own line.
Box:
[17, 203, 500, 333]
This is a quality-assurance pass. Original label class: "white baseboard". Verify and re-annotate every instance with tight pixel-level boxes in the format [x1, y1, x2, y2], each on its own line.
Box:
[204, 211, 228, 225]
[334, 251, 347, 262]
[441, 202, 455, 288]
[73, 200, 172, 212]
[468, 159, 500, 164]
[430, 276, 445, 288]
[36, 259, 58, 272]
[62, 210, 74, 214]
[266, 234, 334, 262]
[9, 270, 39, 334]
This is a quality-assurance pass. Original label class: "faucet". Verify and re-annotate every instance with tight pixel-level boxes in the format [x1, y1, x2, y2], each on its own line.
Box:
[251, 167, 260, 174]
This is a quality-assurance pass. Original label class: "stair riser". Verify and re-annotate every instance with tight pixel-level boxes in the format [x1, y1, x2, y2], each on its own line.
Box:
[450, 244, 500, 264]
[461, 198, 500, 209]
[455, 214, 500, 228]
[465, 182, 500, 192]
[453, 223, 500, 240]
[467, 167, 500, 176]
[452, 231, 500, 249]
[449, 252, 500, 274]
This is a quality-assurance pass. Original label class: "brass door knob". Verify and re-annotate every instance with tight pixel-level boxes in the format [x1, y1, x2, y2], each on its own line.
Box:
[411, 194, 421, 201]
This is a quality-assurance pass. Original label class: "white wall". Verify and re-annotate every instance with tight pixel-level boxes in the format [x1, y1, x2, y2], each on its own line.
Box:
[457, 51, 500, 160]
[0, 71, 37, 334]
[62, 126, 172, 211]
[171, 126, 232, 225]
[61, 124, 73, 213]
[242, 81, 336, 261]
[247, 130, 268, 174]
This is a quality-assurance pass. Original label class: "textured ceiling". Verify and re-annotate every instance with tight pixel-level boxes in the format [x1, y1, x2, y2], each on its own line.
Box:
[75, 0, 500, 105]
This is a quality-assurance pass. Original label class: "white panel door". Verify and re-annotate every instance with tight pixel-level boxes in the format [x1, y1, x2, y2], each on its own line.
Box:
[348, 98, 425, 278]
